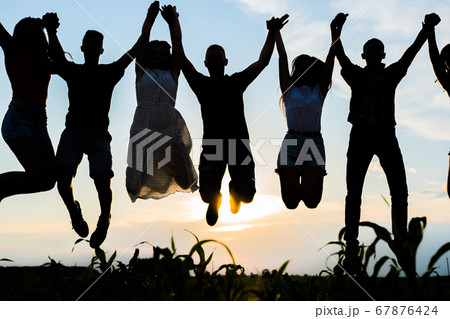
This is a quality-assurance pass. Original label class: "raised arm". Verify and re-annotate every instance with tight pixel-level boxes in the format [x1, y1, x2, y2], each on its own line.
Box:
[42, 13, 67, 63]
[424, 13, 449, 92]
[274, 27, 290, 94]
[0, 22, 12, 50]
[161, 5, 182, 82]
[330, 13, 352, 70]
[169, 9, 201, 85]
[116, 39, 140, 70]
[244, 15, 288, 83]
[396, 20, 429, 69]
[136, 1, 160, 80]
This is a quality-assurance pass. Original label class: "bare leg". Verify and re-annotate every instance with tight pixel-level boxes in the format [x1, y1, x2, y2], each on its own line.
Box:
[93, 173, 112, 220]
[0, 140, 55, 201]
[57, 168, 77, 213]
[90, 172, 112, 248]
[57, 168, 89, 237]
[278, 167, 301, 209]
[300, 166, 324, 209]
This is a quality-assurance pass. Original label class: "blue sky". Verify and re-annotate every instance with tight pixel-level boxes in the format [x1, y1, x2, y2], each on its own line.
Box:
[0, 0, 450, 277]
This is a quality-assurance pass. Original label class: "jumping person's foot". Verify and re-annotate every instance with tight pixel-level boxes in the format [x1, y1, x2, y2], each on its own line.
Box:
[230, 193, 241, 214]
[70, 201, 89, 238]
[342, 244, 360, 276]
[89, 215, 110, 248]
[206, 194, 222, 226]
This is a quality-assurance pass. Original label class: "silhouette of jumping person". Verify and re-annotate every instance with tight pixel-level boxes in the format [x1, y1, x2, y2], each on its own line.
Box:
[423, 13, 450, 199]
[45, 14, 138, 248]
[331, 13, 429, 265]
[180, 13, 287, 226]
[0, 15, 56, 203]
[274, 15, 339, 210]
[126, 2, 198, 202]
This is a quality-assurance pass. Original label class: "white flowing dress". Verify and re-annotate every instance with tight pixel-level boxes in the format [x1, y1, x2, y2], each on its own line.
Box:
[126, 69, 198, 201]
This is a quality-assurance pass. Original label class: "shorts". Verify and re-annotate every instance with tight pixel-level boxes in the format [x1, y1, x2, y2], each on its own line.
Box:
[276, 132, 326, 175]
[56, 127, 113, 178]
[199, 139, 256, 203]
[1, 99, 51, 144]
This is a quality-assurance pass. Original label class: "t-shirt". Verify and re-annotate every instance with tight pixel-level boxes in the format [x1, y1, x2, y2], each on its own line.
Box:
[185, 70, 252, 140]
[283, 83, 324, 132]
[56, 61, 124, 131]
[341, 62, 408, 126]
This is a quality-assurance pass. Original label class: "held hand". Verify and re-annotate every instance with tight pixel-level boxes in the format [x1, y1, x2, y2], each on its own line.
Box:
[331, 12, 348, 31]
[160, 4, 179, 25]
[147, 1, 160, 20]
[266, 14, 289, 31]
[424, 13, 440, 27]
[42, 12, 60, 32]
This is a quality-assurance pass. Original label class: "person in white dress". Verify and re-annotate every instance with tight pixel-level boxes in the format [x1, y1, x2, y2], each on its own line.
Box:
[126, 1, 198, 201]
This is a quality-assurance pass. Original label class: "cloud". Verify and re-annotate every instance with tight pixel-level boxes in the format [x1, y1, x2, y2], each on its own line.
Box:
[368, 159, 417, 178]
[226, 0, 292, 16]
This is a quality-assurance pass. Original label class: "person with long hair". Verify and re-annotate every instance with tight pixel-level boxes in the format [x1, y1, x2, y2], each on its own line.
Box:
[274, 15, 339, 210]
[0, 15, 56, 203]
[423, 13, 449, 199]
[126, 1, 198, 202]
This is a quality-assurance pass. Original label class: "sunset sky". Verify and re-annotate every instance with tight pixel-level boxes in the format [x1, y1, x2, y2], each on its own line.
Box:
[0, 0, 449, 280]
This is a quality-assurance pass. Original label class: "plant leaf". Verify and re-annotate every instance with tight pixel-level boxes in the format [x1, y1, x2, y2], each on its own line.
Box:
[71, 238, 86, 253]
[381, 193, 391, 208]
[427, 242, 450, 271]
[372, 256, 390, 278]
[183, 229, 199, 243]
[360, 221, 392, 243]
[0, 258, 13, 262]
[189, 239, 235, 264]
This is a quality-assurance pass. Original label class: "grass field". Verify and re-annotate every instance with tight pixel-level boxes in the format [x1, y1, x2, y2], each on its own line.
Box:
[1, 217, 450, 301]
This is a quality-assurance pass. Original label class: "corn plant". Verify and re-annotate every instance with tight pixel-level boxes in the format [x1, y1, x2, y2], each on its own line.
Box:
[245, 260, 290, 300]
[322, 217, 450, 299]
[0, 258, 13, 262]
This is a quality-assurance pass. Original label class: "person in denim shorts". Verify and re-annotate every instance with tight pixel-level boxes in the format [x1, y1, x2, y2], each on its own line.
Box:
[0, 15, 57, 203]
[46, 15, 138, 248]
[273, 15, 339, 210]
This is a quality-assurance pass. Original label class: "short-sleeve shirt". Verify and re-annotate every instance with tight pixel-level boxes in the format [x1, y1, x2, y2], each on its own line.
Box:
[185, 71, 252, 140]
[56, 61, 125, 131]
[341, 62, 408, 126]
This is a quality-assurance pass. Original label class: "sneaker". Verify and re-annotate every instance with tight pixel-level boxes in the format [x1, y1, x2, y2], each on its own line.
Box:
[70, 201, 89, 238]
[230, 193, 241, 214]
[89, 215, 110, 248]
[206, 194, 222, 226]
[342, 244, 361, 276]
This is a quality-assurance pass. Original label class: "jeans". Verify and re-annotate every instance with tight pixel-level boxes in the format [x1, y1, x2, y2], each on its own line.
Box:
[344, 124, 408, 247]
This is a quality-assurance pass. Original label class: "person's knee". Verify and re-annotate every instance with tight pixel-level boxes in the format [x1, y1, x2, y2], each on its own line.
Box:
[229, 180, 255, 203]
[303, 199, 320, 209]
[200, 189, 220, 204]
[39, 174, 56, 192]
[283, 198, 300, 210]
[92, 172, 112, 193]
